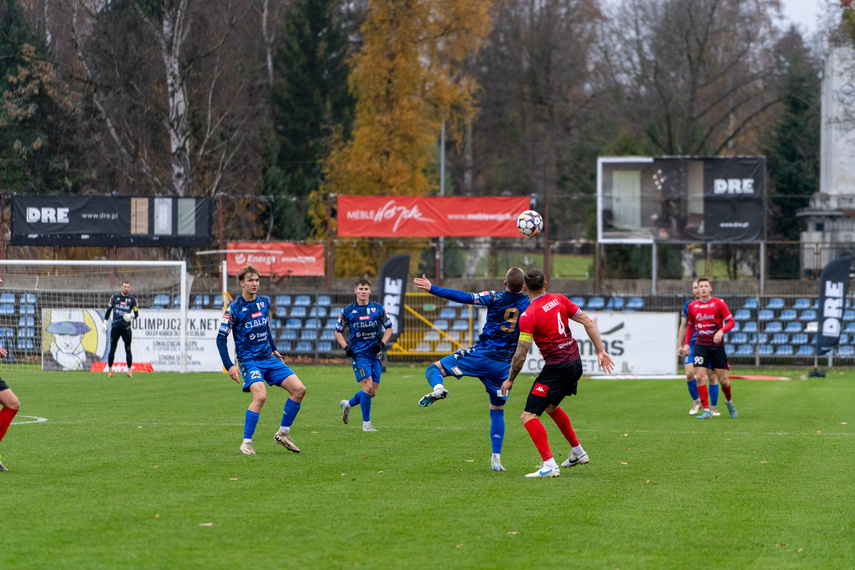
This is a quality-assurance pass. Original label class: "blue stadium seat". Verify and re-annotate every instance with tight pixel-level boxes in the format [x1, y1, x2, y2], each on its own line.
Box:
[765, 321, 782, 333]
[276, 306, 290, 318]
[294, 295, 311, 306]
[766, 298, 784, 310]
[317, 341, 333, 353]
[725, 344, 735, 354]
[733, 309, 751, 321]
[805, 321, 818, 333]
[289, 306, 307, 319]
[757, 310, 774, 321]
[626, 297, 644, 310]
[18, 328, 34, 338]
[275, 295, 292, 307]
[433, 319, 449, 331]
[451, 320, 469, 331]
[844, 310, 855, 321]
[149, 306, 164, 310]
[300, 330, 318, 341]
[838, 345, 855, 356]
[743, 298, 759, 309]
[840, 333, 850, 345]
[446, 300, 464, 308]
[792, 298, 811, 310]
[800, 310, 817, 321]
[436, 341, 452, 353]
[295, 341, 313, 352]
[18, 316, 34, 327]
[324, 318, 338, 330]
[414, 342, 432, 352]
[734, 345, 754, 356]
[192, 295, 210, 308]
[844, 322, 855, 334]
[758, 345, 774, 355]
[319, 330, 336, 342]
[277, 341, 292, 353]
[269, 318, 283, 330]
[770, 333, 788, 345]
[741, 322, 758, 333]
[586, 297, 605, 310]
[279, 329, 298, 341]
[285, 319, 302, 329]
[570, 297, 585, 308]
[779, 309, 797, 321]
[309, 307, 327, 318]
[730, 333, 748, 345]
[153, 294, 170, 307]
[172, 296, 182, 308]
[0, 294, 14, 304]
[775, 345, 793, 355]
[16, 339, 34, 350]
[730, 321, 741, 333]
[20, 305, 34, 315]
[0, 328, 14, 338]
[317, 295, 331, 307]
[796, 345, 814, 356]
[606, 297, 625, 310]
[438, 308, 457, 320]
[328, 306, 345, 318]
[791, 333, 809, 345]
[750, 333, 768, 345]
[304, 318, 321, 330]
[424, 330, 441, 342]
[0, 305, 15, 316]
[784, 322, 803, 333]
[21, 293, 35, 304]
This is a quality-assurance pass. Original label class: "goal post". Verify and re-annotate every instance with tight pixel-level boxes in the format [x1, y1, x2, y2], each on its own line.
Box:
[0, 260, 191, 373]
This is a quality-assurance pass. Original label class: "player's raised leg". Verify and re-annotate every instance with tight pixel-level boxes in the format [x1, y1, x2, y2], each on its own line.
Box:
[419, 362, 449, 407]
[273, 372, 306, 452]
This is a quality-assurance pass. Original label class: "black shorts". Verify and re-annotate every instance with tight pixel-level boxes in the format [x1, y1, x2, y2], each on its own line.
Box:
[693, 344, 729, 370]
[524, 360, 583, 416]
[0, 378, 8, 391]
[111, 326, 133, 346]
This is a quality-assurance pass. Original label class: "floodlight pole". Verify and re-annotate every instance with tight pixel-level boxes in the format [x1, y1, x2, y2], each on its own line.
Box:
[438, 120, 445, 283]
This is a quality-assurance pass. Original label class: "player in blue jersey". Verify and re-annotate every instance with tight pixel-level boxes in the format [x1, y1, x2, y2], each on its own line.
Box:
[335, 278, 393, 432]
[413, 268, 529, 472]
[677, 280, 703, 414]
[102, 281, 139, 378]
[216, 264, 306, 455]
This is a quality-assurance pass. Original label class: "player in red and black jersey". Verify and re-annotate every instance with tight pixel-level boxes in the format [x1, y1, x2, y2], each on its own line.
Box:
[502, 268, 614, 478]
[0, 346, 20, 471]
[682, 277, 737, 419]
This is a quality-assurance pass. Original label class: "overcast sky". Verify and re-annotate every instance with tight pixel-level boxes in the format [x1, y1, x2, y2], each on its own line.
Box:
[780, 0, 830, 35]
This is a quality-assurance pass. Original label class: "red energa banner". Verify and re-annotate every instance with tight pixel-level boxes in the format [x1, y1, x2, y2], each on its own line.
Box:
[227, 242, 325, 276]
[337, 196, 531, 237]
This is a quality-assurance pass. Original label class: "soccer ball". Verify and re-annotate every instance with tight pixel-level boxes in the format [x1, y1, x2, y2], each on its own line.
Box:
[516, 210, 544, 237]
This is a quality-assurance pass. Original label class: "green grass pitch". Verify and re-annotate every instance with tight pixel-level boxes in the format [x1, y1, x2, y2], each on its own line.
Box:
[0, 364, 853, 569]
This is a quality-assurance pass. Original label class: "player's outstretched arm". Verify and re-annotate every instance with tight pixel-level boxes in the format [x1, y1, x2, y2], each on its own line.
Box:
[502, 340, 531, 396]
[413, 274, 433, 292]
[573, 311, 614, 374]
[413, 274, 476, 304]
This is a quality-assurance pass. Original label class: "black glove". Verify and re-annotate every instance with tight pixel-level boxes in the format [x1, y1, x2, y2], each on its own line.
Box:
[371, 339, 384, 354]
[344, 345, 355, 358]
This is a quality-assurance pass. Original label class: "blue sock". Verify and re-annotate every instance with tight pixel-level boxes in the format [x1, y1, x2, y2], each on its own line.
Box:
[489, 409, 505, 454]
[244, 410, 259, 440]
[280, 398, 301, 428]
[425, 364, 444, 389]
[361, 391, 373, 422]
[687, 378, 699, 400]
[348, 390, 362, 408]
[710, 384, 719, 407]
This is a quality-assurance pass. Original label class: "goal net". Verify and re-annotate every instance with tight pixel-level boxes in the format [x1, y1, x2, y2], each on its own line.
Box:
[0, 260, 200, 373]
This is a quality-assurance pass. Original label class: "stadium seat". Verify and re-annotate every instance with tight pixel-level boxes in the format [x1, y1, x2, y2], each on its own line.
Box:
[770, 333, 788, 345]
[792, 298, 811, 310]
[766, 298, 784, 310]
[277, 341, 292, 353]
[796, 345, 814, 356]
[438, 308, 457, 320]
[779, 309, 797, 321]
[586, 297, 605, 310]
[192, 295, 210, 308]
[319, 330, 336, 342]
[18, 316, 34, 327]
[734, 345, 754, 356]
[295, 341, 313, 352]
[0, 305, 15, 316]
[800, 310, 817, 321]
[432, 319, 449, 331]
[446, 300, 464, 308]
[626, 297, 644, 310]
[424, 330, 441, 342]
[844, 322, 855, 334]
[324, 318, 338, 330]
[304, 318, 321, 330]
[764, 321, 782, 333]
[844, 310, 855, 321]
[733, 309, 751, 321]
[0, 294, 14, 304]
[317, 295, 331, 307]
[730, 333, 748, 345]
[16, 339, 34, 350]
[149, 306, 164, 310]
[757, 345, 774, 355]
[838, 345, 855, 356]
[606, 297, 625, 310]
[172, 296, 182, 308]
[21, 293, 35, 304]
[289, 306, 307, 319]
[328, 306, 345, 317]
[730, 321, 741, 333]
[0, 328, 14, 338]
[294, 295, 311, 306]
[741, 322, 757, 333]
[269, 318, 283, 330]
[750, 333, 768, 345]
[285, 319, 302, 329]
[742, 298, 759, 309]
[18, 328, 34, 338]
[279, 329, 298, 341]
[20, 305, 34, 315]
[804, 321, 818, 333]
[757, 310, 774, 321]
[317, 341, 333, 353]
[784, 322, 803, 333]
[840, 333, 850, 345]
[309, 307, 327, 318]
[435, 341, 452, 353]
[570, 297, 585, 308]
[153, 294, 170, 307]
[275, 295, 292, 307]
[414, 342, 431, 352]
[451, 320, 469, 331]
[725, 344, 735, 354]
[300, 330, 318, 341]
[775, 345, 793, 355]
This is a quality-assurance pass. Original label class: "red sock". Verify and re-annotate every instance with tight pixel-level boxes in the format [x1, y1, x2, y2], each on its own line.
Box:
[698, 385, 709, 409]
[549, 406, 580, 447]
[524, 418, 553, 462]
[0, 407, 18, 443]
[721, 383, 732, 401]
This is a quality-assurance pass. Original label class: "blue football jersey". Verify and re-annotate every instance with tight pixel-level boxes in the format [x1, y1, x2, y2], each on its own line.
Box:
[104, 294, 138, 330]
[216, 295, 278, 368]
[335, 301, 392, 356]
[682, 299, 698, 344]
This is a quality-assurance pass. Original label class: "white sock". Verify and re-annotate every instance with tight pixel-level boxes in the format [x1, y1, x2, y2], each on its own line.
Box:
[544, 458, 559, 469]
[278, 427, 289, 435]
[242, 438, 252, 444]
[571, 445, 585, 456]
[492, 453, 501, 462]
[434, 384, 445, 392]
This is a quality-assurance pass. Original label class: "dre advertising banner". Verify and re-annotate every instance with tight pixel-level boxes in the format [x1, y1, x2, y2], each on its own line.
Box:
[598, 156, 766, 243]
[12, 195, 212, 247]
[337, 196, 530, 237]
[815, 256, 852, 355]
[377, 254, 410, 342]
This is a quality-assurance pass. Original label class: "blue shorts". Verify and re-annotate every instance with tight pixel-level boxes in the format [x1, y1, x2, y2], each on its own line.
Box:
[439, 348, 509, 407]
[240, 357, 296, 393]
[683, 343, 695, 366]
[352, 355, 382, 383]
